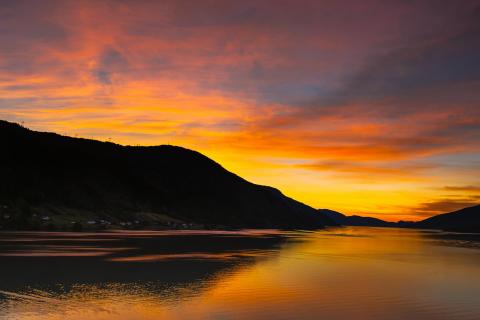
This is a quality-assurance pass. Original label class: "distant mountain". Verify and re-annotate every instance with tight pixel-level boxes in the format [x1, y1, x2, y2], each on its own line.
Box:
[0, 120, 335, 230]
[320, 205, 480, 232]
[415, 205, 480, 232]
[318, 209, 394, 227]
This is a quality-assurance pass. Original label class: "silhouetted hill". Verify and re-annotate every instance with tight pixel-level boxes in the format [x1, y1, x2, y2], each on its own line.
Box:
[318, 209, 394, 227]
[319, 205, 480, 232]
[415, 205, 480, 232]
[317, 209, 346, 224]
[0, 120, 334, 230]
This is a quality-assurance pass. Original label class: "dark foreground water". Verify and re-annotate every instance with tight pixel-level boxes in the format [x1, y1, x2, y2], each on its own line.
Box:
[0, 227, 479, 320]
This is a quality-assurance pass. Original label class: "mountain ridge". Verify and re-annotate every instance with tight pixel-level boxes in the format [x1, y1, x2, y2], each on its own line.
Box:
[0, 120, 334, 230]
[415, 205, 480, 232]
[318, 209, 395, 227]
[319, 206, 479, 232]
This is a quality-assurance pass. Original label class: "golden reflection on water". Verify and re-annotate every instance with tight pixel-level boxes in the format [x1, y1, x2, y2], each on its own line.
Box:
[1, 227, 480, 320]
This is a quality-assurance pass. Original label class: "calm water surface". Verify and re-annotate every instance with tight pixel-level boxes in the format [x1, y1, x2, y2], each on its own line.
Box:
[0, 227, 480, 320]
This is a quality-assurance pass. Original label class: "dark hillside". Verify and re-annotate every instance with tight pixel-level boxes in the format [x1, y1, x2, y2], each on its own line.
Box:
[0, 120, 333, 230]
[415, 205, 480, 232]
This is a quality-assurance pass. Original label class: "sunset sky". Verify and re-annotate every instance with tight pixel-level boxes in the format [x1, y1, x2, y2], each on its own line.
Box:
[1, 0, 479, 221]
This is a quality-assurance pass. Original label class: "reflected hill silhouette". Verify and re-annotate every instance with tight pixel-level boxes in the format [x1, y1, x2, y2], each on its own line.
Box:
[0, 230, 285, 292]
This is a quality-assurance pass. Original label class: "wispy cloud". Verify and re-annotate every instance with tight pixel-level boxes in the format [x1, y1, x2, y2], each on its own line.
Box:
[443, 185, 480, 192]
[412, 198, 479, 217]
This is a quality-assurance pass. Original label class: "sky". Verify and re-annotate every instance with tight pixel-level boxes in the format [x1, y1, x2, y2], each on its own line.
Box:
[1, 0, 479, 221]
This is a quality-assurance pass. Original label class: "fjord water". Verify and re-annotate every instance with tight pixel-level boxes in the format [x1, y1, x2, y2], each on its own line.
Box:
[1, 227, 480, 320]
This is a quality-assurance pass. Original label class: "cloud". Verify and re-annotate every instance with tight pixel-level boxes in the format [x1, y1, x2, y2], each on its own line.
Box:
[295, 2, 480, 108]
[92, 47, 129, 85]
[298, 161, 433, 182]
[443, 185, 480, 192]
[413, 198, 479, 216]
